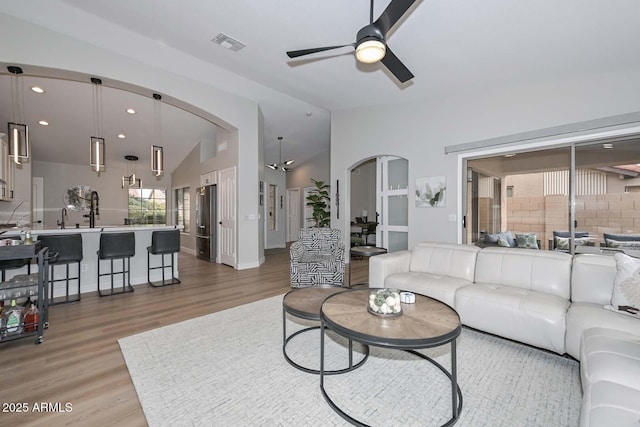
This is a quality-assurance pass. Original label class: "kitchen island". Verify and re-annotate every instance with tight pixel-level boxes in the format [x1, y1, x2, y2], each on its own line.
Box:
[1, 225, 181, 299]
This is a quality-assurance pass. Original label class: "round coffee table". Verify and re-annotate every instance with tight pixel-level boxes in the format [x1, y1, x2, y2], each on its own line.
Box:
[320, 289, 463, 426]
[282, 286, 369, 375]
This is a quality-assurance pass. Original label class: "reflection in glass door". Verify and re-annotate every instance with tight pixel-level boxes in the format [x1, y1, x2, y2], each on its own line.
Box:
[376, 156, 409, 252]
[575, 139, 640, 251]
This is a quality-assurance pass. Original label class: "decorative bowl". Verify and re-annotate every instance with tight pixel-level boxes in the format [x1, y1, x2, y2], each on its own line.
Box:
[368, 288, 402, 317]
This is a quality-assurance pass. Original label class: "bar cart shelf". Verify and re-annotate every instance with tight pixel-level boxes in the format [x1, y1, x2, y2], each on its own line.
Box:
[0, 244, 49, 345]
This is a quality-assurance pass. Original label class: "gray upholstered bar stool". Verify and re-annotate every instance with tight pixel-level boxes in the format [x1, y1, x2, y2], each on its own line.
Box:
[147, 229, 181, 287]
[38, 234, 83, 305]
[0, 237, 30, 281]
[97, 232, 135, 297]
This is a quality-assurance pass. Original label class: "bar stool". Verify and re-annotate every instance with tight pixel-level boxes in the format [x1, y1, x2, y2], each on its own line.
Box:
[38, 234, 83, 305]
[0, 237, 30, 281]
[97, 232, 135, 297]
[147, 229, 181, 287]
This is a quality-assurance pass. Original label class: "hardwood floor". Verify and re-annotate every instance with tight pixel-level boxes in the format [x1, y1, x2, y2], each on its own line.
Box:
[0, 249, 371, 426]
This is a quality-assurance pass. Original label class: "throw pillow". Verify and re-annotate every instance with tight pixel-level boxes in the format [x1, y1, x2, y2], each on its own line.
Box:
[554, 236, 570, 250]
[606, 238, 640, 249]
[605, 253, 640, 318]
[516, 233, 539, 249]
[497, 231, 516, 247]
[483, 233, 499, 244]
[574, 237, 594, 247]
[497, 237, 510, 247]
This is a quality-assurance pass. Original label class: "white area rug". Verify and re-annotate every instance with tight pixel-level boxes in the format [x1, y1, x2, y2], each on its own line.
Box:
[119, 295, 581, 426]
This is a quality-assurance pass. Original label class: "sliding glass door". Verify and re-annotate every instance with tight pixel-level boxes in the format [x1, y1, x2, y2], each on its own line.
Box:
[466, 147, 571, 250]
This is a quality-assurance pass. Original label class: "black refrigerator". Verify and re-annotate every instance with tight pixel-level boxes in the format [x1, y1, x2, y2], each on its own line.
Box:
[196, 185, 217, 262]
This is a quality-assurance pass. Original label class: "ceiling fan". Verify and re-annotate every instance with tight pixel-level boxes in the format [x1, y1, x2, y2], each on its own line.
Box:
[286, 0, 417, 83]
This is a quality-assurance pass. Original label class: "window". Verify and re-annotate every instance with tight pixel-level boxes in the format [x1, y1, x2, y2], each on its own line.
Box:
[128, 188, 166, 225]
[175, 187, 190, 232]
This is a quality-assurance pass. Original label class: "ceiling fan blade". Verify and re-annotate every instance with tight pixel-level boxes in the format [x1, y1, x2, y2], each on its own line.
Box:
[374, 0, 418, 36]
[286, 44, 354, 58]
[380, 46, 414, 83]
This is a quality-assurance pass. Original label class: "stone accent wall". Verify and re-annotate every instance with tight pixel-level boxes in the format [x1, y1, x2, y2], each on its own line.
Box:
[506, 191, 640, 249]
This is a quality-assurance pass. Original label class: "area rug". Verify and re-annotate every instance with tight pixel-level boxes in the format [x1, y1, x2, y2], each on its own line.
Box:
[119, 295, 581, 426]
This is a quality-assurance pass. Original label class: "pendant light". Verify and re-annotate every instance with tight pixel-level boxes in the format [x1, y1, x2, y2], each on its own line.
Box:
[89, 77, 105, 173]
[7, 66, 29, 165]
[266, 136, 294, 172]
[151, 93, 164, 176]
[122, 155, 141, 188]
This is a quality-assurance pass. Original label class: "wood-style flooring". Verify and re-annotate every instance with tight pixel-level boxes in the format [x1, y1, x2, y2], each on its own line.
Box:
[0, 249, 371, 426]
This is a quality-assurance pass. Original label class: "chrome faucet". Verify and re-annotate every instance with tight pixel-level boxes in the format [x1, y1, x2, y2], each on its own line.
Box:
[58, 208, 68, 229]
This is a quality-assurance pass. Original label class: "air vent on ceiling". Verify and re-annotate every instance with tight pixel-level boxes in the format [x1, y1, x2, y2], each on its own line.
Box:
[212, 33, 246, 52]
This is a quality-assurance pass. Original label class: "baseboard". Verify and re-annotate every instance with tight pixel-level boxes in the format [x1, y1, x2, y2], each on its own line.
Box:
[181, 247, 196, 256]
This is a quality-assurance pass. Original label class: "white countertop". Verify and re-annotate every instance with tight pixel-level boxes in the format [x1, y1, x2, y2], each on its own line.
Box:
[1, 225, 180, 237]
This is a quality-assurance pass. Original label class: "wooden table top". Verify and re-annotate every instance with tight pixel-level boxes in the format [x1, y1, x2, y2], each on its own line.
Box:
[282, 286, 349, 321]
[321, 289, 461, 349]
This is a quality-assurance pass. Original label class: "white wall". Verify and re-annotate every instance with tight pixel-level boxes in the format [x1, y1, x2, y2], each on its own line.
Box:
[0, 14, 263, 269]
[331, 69, 640, 250]
[286, 149, 330, 225]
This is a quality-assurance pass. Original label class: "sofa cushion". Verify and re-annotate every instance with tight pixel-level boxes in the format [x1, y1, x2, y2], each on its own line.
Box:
[580, 380, 640, 427]
[605, 253, 640, 318]
[565, 302, 640, 360]
[408, 242, 479, 282]
[384, 272, 471, 308]
[580, 328, 640, 392]
[455, 283, 569, 354]
[475, 247, 572, 299]
[571, 254, 617, 305]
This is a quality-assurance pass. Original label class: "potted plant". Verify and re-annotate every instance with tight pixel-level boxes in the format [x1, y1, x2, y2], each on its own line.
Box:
[306, 179, 330, 227]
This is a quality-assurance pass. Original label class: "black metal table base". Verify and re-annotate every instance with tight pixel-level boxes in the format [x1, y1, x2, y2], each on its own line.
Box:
[283, 311, 369, 375]
[320, 322, 463, 426]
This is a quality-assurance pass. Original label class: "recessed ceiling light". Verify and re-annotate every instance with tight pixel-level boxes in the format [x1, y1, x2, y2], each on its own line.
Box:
[126, 108, 136, 114]
[38, 120, 49, 126]
[30, 86, 45, 94]
[305, 111, 312, 117]
[602, 143, 614, 149]
[117, 134, 126, 139]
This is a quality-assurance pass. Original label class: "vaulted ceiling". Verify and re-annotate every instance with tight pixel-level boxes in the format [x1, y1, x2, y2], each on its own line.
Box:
[2, 0, 640, 172]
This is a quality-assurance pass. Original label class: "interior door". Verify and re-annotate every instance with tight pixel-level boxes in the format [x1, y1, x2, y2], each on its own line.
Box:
[376, 156, 409, 252]
[286, 188, 300, 242]
[218, 166, 236, 267]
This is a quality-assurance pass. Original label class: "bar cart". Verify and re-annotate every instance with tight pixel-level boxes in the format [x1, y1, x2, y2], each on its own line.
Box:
[0, 244, 49, 345]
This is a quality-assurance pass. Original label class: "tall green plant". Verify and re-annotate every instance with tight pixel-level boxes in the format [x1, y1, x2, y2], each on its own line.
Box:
[306, 178, 330, 227]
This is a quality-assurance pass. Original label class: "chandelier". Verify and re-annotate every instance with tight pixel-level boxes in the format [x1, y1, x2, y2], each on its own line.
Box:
[266, 136, 294, 172]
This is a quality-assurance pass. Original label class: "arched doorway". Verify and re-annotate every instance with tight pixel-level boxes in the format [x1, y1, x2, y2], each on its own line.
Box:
[349, 155, 409, 252]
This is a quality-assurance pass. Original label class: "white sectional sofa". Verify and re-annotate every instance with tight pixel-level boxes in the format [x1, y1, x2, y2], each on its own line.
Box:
[369, 241, 640, 427]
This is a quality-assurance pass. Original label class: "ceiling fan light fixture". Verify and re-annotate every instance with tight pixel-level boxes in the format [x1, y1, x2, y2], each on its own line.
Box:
[355, 39, 386, 64]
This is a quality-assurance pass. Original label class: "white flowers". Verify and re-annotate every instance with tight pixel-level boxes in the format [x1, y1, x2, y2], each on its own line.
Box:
[369, 289, 402, 315]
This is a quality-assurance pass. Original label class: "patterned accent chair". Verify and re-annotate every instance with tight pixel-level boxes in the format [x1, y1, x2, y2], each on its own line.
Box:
[290, 228, 345, 288]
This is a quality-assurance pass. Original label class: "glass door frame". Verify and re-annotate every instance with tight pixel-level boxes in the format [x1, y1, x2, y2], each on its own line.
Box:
[456, 125, 640, 249]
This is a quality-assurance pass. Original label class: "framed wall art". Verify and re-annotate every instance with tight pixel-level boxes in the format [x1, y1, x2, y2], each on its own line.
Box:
[415, 176, 446, 208]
